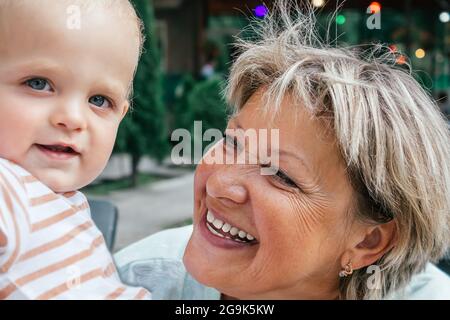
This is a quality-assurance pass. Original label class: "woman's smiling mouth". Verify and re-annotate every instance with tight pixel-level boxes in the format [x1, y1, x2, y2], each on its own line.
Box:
[202, 210, 258, 246]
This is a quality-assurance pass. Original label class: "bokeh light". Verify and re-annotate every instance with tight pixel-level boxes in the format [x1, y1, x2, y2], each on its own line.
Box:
[312, 0, 325, 7]
[389, 44, 397, 53]
[336, 14, 346, 25]
[254, 5, 269, 18]
[439, 12, 450, 23]
[415, 48, 426, 59]
[396, 55, 406, 65]
[369, 2, 381, 14]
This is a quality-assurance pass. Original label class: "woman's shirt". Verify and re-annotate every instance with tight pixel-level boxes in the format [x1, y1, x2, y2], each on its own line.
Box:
[115, 225, 450, 300]
[115, 225, 219, 299]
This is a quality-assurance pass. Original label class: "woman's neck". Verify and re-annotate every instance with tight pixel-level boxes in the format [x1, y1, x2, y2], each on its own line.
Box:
[219, 281, 340, 300]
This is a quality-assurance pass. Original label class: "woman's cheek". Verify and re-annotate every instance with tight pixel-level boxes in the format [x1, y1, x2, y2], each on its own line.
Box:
[262, 192, 327, 243]
[193, 162, 212, 219]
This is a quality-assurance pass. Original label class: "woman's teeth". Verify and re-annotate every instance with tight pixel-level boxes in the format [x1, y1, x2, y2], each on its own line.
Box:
[206, 211, 256, 243]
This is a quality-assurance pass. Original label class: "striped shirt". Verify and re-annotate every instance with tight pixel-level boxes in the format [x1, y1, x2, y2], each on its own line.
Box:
[0, 158, 151, 300]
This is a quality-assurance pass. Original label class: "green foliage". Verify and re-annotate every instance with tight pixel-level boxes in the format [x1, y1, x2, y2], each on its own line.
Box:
[172, 74, 197, 132]
[186, 76, 229, 134]
[115, 0, 169, 163]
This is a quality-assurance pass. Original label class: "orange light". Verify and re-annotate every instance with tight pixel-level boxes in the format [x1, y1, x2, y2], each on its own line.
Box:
[388, 44, 397, 53]
[369, 2, 381, 14]
[396, 55, 406, 65]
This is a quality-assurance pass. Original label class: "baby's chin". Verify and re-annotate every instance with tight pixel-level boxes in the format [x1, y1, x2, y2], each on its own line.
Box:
[31, 169, 93, 194]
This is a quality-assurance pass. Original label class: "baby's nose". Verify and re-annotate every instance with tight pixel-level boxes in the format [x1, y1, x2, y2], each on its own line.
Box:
[50, 100, 87, 132]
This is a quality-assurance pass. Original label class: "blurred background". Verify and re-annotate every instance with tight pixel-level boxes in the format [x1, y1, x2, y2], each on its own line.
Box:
[82, 0, 450, 253]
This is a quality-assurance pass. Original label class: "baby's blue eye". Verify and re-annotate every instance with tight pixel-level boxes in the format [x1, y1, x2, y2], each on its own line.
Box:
[89, 95, 111, 108]
[26, 78, 51, 91]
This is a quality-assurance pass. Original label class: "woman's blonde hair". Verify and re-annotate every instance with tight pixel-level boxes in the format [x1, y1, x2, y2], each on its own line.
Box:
[226, 0, 450, 299]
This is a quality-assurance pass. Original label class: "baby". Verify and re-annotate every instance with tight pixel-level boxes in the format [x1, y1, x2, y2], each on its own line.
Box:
[0, 0, 151, 299]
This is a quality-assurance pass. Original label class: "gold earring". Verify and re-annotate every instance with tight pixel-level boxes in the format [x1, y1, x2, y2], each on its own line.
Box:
[339, 262, 353, 278]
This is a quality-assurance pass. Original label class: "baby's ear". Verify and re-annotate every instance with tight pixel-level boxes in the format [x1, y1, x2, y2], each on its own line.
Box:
[120, 101, 130, 119]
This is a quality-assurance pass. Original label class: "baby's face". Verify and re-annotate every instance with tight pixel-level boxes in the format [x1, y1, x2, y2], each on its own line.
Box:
[0, 2, 140, 192]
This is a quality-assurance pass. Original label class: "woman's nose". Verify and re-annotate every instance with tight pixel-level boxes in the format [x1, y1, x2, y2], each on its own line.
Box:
[50, 99, 87, 132]
[206, 166, 248, 206]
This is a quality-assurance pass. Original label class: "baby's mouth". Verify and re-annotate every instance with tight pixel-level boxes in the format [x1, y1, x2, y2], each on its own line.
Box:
[36, 144, 80, 156]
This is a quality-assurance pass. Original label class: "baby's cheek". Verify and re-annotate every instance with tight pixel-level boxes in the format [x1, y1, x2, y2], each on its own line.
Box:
[77, 123, 120, 186]
[0, 127, 24, 162]
[0, 137, 13, 159]
[86, 144, 111, 172]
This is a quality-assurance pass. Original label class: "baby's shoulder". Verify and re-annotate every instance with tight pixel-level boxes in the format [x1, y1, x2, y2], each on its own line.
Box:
[0, 158, 30, 197]
[0, 158, 31, 176]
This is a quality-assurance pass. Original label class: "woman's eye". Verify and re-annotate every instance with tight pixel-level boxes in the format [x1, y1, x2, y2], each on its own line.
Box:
[89, 95, 111, 108]
[26, 78, 52, 91]
[273, 169, 299, 189]
[223, 133, 238, 151]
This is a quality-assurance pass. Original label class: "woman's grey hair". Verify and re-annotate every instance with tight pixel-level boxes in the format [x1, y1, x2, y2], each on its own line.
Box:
[226, 0, 450, 299]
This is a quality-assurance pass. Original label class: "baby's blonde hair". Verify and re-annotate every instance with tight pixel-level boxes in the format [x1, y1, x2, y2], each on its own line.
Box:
[226, 0, 450, 299]
[0, 0, 144, 55]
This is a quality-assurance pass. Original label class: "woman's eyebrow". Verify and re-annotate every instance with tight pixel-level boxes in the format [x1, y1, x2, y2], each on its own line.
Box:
[276, 149, 312, 174]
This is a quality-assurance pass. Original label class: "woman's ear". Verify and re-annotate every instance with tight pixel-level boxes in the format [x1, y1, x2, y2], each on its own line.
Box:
[342, 220, 397, 271]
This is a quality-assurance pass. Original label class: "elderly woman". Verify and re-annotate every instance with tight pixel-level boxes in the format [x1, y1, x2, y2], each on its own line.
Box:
[115, 3, 450, 299]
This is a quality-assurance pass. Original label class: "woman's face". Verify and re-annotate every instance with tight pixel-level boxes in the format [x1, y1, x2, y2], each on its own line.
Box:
[184, 90, 355, 299]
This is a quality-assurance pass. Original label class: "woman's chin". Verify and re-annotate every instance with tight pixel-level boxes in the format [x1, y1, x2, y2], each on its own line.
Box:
[184, 232, 239, 289]
[183, 244, 216, 287]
